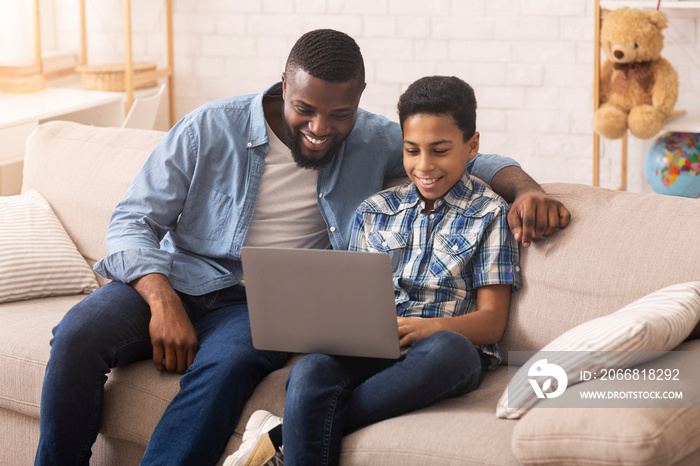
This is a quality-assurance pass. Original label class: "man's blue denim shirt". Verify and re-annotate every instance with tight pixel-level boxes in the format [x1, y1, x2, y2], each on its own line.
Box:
[94, 82, 520, 296]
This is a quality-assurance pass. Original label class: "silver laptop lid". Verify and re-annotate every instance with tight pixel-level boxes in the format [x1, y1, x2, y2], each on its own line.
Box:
[241, 247, 401, 359]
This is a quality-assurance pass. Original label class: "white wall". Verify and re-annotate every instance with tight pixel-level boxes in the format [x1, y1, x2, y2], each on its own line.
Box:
[52, 0, 700, 191]
[0, 2, 38, 63]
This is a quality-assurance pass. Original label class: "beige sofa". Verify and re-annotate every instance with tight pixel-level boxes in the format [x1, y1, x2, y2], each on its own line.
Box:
[1, 121, 699, 465]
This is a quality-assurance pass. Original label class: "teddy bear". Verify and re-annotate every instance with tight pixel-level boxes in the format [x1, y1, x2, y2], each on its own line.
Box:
[592, 7, 679, 140]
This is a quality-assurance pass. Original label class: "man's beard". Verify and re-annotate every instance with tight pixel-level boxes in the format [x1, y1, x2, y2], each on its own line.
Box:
[283, 118, 340, 170]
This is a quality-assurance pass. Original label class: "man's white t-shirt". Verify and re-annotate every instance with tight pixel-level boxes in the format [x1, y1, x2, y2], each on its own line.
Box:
[242, 121, 331, 250]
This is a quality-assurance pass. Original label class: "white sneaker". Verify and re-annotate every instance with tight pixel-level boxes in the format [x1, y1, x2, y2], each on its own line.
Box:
[224, 410, 283, 466]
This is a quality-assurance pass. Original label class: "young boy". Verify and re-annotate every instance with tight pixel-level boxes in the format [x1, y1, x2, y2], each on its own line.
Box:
[226, 76, 521, 466]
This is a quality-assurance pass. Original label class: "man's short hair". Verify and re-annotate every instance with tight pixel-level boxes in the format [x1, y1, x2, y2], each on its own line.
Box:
[285, 29, 365, 83]
[397, 76, 477, 141]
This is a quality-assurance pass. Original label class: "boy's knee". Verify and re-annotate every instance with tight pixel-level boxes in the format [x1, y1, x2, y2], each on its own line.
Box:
[421, 331, 476, 356]
[419, 332, 483, 388]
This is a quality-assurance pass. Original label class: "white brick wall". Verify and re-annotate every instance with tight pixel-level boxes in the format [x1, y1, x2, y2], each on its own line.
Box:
[51, 0, 700, 191]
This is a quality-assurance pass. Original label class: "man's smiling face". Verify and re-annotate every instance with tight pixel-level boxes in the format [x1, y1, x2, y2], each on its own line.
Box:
[282, 69, 365, 169]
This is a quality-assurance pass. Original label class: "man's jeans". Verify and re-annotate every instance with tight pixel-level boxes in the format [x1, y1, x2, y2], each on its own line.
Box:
[34, 281, 290, 466]
[282, 331, 486, 466]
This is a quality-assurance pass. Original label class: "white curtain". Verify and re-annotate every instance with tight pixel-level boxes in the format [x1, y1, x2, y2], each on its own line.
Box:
[0, 1, 36, 64]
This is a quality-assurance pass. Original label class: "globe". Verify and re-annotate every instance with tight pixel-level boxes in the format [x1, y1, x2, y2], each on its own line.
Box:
[644, 132, 700, 198]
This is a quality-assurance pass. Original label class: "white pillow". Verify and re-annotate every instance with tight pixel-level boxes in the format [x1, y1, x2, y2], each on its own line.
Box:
[0, 190, 99, 304]
[496, 281, 700, 419]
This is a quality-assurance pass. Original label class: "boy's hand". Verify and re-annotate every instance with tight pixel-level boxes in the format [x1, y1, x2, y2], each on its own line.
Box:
[508, 190, 571, 248]
[398, 285, 511, 347]
[397, 316, 443, 348]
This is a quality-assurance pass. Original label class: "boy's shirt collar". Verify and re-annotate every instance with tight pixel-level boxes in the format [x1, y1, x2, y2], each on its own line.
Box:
[399, 173, 475, 214]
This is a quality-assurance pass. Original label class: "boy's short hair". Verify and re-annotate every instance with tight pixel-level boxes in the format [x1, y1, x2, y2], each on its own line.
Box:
[285, 29, 365, 83]
[397, 76, 477, 141]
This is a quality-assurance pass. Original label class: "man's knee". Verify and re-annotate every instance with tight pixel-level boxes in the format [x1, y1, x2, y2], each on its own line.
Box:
[185, 344, 288, 393]
[50, 282, 149, 365]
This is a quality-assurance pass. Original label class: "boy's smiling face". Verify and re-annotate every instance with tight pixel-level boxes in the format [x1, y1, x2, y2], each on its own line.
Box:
[403, 113, 479, 212]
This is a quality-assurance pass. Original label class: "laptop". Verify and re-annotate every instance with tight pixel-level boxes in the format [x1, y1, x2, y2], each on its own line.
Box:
[240, 246, 402, 359]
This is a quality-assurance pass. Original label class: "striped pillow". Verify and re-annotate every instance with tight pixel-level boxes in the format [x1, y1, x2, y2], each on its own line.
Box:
[496, 282, 700, 419]
[0, 190, 98, 304]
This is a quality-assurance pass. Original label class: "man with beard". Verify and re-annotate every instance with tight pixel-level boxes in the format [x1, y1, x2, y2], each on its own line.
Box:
[35, 29, 570, 466]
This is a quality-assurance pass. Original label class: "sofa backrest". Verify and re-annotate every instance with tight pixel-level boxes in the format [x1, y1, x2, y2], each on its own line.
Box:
[23, 121, 165, 285]
[500, 182, 700, 360]
[22, 122, 700, 355]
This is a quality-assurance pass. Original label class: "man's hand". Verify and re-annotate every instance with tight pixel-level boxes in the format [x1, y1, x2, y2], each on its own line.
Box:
[508, 190, 571, 248]
[148, 297, 198, 373]
[488, 166, 571, 248]
[131, 274, 198, 373]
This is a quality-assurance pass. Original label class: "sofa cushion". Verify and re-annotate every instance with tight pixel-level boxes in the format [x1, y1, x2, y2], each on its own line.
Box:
[340, 367, 519, 466]
[100, 357, 296, 449]
[511, 339, 700, 466]
[501, 183, 700, 360]
[0, 295, 84, 418]
[0, 190, 98, 304]
[0, 293, 518, 464]
[0, 293, 293, 450]
[496, 281, 700, 419]
[22, 121, 165, 285]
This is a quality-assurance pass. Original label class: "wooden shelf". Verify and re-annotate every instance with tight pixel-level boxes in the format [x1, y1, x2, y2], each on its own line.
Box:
[30, 1, 175, 127]
[77, 0, 175, 127]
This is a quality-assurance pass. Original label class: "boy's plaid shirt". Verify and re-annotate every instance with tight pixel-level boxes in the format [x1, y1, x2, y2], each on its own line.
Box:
[348, 174, 521, 366]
